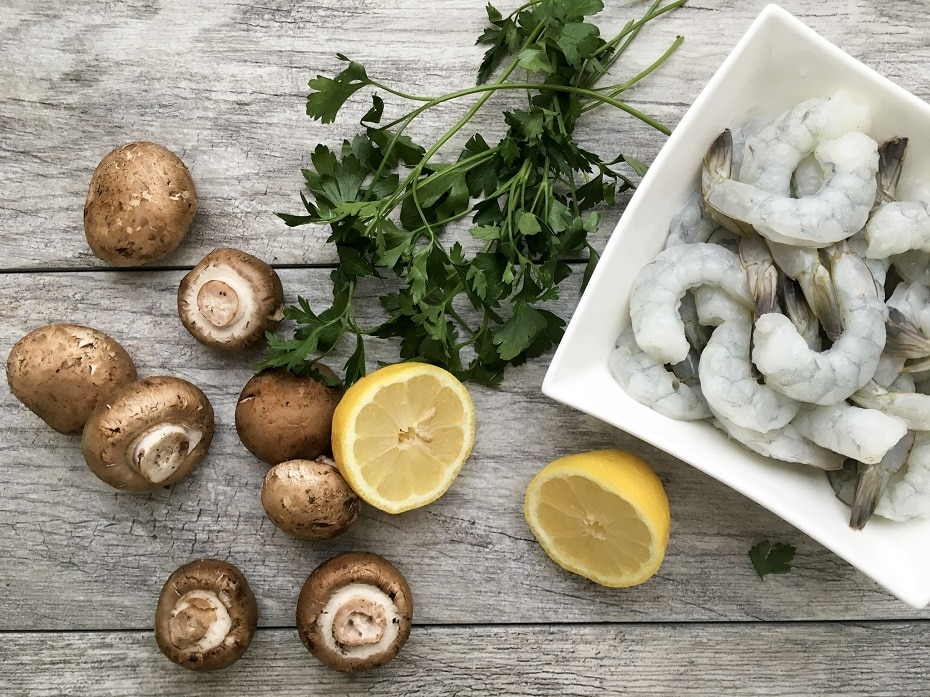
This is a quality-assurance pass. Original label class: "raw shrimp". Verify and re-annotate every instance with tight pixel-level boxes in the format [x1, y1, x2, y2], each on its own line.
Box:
[849, 432, 916, 529]
[874, 431, 930, 522]
[828, 432, 916, 529]
[778, 274, 821, 350]
[752, 247, 885, 404]
[698, 309, 800, 432]
[738, 90, 872, 196]
[891, 249, 930, 286]
[703, 130, 879, 247]
[608, 326, 711, 421]
[711, 412, 843, 470]
[792, 401, 908, 465]
[629, 242, 753, 364]
[862, 200, 930, 258]
[665, 187, 718, 248]
[739, 232, 779, 318]
[766, 239, 841, 340]
[849, 378, 930, 431]
[791, 154, 825, 198]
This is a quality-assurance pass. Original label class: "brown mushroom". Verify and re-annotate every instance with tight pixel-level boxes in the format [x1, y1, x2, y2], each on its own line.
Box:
[261, 456, 360, 540]
[84, 141, 197, 266]
[296, 552, 413, 672]
[177, 248, 285, 350]
[155, 559, 258, 672]
[81, 376, 214, 491]
[235, 367, 343, 465]
[5, 323, 137, 434]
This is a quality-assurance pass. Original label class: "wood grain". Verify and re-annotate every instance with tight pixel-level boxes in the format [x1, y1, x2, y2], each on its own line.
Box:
[1, 623, 927, 696]
[5, 1, 930, 693]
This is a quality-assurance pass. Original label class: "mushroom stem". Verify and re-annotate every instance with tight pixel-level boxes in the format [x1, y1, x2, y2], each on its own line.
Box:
[197, 280, 240, 328]
[168, 590, 233, 653]
[319, 583, 400, 659]
[131, 424, 202, 483]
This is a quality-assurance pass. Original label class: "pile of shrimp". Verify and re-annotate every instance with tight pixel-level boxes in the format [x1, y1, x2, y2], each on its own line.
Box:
[610, 90, 930, 531]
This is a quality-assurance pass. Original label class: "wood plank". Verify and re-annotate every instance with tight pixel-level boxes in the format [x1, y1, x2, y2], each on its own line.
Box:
[2, 269, 928, 630]
[1, 622, 927, 696]
[4, 0, 930, 269]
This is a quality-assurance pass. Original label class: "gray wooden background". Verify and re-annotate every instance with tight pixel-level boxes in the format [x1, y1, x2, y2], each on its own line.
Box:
[1, 0, 928, 694]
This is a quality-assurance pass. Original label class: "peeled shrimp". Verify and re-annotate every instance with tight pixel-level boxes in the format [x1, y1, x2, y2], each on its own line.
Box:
[711, 412, 843, 470]
[629, 243, 753, 365]
[738, 90, 872, 196]
[752, 248, 885, 404]
[874, 431, 930, 522]
[703, 131, 879, 247]
[608, 326, 711, 421]
[698, 310, 799, 432]
[792, 402, 908, 465]
[849, 378, 930, 431]
[665, 187, 718, 248]
[863, 200, 930, 258]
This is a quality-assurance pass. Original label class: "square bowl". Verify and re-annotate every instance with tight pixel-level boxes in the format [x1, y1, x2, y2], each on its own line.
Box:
[542, 3, 930, 609]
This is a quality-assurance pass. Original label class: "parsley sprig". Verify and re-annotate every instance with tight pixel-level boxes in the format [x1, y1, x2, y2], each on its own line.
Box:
[749, 540, 796, 580]
[262, 0, 686, 385]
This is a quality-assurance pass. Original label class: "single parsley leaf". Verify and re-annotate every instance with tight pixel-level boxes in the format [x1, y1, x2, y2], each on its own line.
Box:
[749, 540, 796, 579]
[307, 55, 373, 124]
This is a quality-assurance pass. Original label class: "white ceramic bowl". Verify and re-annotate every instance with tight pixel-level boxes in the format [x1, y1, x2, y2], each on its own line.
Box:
[542, 4, 930, 608]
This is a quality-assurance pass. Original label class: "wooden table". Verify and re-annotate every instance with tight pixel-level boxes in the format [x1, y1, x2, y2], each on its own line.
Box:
[2, 1, 928, 694]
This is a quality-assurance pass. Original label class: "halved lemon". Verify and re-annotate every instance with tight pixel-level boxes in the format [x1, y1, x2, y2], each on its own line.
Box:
[524, 449, 671, 588]
[331, 362, 476, 514]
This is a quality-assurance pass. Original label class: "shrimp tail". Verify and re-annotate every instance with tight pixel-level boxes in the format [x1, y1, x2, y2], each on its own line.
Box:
[849, 432, 915, 530]
[884, 306, 930, 359]
[810, 260, 843, 341]
[875, 136, 909, 205]
[702, 130, 755, 236]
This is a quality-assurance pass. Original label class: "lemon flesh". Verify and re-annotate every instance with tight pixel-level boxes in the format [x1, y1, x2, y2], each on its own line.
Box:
[524, 449, 671, 587]
[332, 362, 476, 514]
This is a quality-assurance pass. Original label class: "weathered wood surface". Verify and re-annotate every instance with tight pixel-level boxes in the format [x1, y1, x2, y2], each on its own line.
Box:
[3, 623, 929, 697]
[4, 0, 930, 694]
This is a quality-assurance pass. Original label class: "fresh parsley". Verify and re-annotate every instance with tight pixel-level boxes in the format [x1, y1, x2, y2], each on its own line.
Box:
[262, 0, 686, 386]
[748, 540, 796, 579]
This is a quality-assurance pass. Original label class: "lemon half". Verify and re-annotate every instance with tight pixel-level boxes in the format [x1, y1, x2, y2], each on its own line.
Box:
[524, 449, 671, 587]
[331, 362, 476, 514]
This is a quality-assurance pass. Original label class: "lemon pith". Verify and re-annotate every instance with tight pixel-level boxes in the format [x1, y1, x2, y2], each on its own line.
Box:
[524, 449, 670, 588]
[332, 362, 476, 514]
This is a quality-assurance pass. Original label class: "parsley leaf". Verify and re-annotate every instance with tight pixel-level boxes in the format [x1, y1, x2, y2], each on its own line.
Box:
[749, 540, 796, 579]
[264, 0, 687, 385]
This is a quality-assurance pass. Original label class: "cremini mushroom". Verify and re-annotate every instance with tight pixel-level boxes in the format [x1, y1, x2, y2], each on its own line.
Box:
[235, 367, 343, 465]
[5, 323, 137, 434]
[177, 248, 285, 350]
[261, 456, 360, 540]
[81, 376, 214, 491]
[155, 558, 258, 672]
[296, 551, 413, 672]
[84, 141, 197, 266]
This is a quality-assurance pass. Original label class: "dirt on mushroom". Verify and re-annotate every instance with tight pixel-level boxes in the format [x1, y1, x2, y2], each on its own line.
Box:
[84, 141, 197, 266]
[235, 366, 343, 466]
[261, 456, 360, 540]
[81, 375, 214, 491]
[155, 558, 258, 672]
[178, 248, 285, 350]
[6, 323, 138, 434]
[296, 551, 413, 672]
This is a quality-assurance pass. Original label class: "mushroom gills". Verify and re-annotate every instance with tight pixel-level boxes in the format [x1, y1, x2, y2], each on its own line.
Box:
[130, 423, 203, 483]
[168, 590, 233, 653]
[319, 583, 401, 659]
[185, 265, 281, 340]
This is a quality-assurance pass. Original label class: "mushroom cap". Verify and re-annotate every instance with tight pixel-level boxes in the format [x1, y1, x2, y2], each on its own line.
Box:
[155, 558, 258, 672]
[177, 248, 285, 351]
[84, 141, 197, 267]
[5, 323, 138, 434]
[81, 376, 214, 491]
[235, 367, 343, 465]
[296, 551, 413, 672]
[261, 456, 360, 540]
